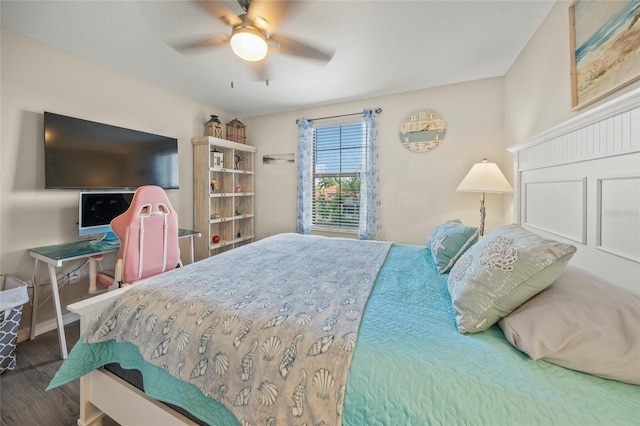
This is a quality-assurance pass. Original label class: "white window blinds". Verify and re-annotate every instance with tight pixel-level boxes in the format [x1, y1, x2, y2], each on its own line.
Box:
[312, 122, 365, 231]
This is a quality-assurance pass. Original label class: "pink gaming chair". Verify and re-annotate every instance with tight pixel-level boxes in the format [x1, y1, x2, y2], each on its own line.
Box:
[89, 185, 181, 292]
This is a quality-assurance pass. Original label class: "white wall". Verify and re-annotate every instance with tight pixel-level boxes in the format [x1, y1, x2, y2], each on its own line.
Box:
[502, 1, 640, 221]
[505, 0, 640, 150]
[246, 77, 507, 245]
[248, 1, 640, 247]
[6, 0, 638, 335]
[0, 29, 229, 329]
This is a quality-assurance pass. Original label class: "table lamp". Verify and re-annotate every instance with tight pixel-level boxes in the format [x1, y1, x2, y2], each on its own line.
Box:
[456, 158, 513, 236]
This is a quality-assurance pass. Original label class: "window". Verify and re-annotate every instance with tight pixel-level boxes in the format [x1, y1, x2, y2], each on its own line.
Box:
[312, 122, 365, 231]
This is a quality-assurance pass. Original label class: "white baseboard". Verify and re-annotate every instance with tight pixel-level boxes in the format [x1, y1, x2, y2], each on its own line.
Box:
[17, 312, 80, 343]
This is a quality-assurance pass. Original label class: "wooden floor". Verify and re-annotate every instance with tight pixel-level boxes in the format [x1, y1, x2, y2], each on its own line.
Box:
[0, 322, 118, 426]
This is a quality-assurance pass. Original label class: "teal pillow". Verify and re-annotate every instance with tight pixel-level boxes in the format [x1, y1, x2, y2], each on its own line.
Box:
[427, 220, 479, 274]
[447, 224, 576, 334]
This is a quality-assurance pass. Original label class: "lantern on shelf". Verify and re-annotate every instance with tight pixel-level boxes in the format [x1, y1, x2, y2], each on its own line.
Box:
[226, 118, 246, 144]
[205, 115, 223, 138]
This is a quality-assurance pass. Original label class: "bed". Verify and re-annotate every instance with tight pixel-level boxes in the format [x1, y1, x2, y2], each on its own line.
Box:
[48, 88, 640, 426]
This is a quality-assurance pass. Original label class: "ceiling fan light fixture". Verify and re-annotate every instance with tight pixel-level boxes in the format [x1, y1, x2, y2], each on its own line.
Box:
[230, 26, 268, 62]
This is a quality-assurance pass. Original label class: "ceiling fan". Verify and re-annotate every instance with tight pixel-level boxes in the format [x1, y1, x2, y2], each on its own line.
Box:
[177, 0, 334, 81]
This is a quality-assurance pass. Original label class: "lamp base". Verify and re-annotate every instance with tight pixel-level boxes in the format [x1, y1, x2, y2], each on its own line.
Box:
[479, 192, 486, 237]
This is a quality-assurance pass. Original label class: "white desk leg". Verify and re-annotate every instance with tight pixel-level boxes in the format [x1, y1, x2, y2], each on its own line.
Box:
[47, 263, 68, 359]
[189, 235, 195, 264]
[30, 259, 41, 340]
[88, 256, 99, 294]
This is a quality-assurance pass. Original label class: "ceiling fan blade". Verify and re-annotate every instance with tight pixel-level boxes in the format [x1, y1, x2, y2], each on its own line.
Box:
[172, 34, 230, 52]
[194, 0, 242, 27]
[269, 34, 334, 62]
[247, 0, 294, 31]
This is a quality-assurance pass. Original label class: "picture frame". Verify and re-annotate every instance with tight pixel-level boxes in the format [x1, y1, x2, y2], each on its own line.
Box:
[569, 1, 640, 110]
[263, 153, 295, 165]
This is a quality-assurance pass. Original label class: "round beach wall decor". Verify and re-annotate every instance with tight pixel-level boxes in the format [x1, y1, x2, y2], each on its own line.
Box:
[399, 109, 447, 152]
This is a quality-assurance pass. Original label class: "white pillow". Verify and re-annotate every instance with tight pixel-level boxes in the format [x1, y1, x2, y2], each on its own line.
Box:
[499, 266, 640, 385]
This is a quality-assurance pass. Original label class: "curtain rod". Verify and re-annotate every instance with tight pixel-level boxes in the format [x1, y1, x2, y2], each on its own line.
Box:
[295, 108, 382, 124]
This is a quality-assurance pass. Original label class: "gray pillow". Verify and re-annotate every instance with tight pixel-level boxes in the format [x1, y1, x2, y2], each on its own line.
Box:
[499, 266, 640, 385]
[447, 224, 576, 334]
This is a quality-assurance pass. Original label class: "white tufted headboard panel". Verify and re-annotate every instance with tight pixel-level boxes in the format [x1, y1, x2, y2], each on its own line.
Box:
[509, 88, 640, 297]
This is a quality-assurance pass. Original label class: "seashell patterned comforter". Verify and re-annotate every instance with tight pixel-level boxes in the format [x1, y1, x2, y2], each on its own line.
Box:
[81, 233, 391, 426]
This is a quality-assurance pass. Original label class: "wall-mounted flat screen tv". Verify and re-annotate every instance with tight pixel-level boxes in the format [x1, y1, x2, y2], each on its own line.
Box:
[44, 112, 179, 189]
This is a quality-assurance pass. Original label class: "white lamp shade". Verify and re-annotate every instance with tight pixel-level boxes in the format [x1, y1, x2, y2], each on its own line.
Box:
[456, 159, 513, 193]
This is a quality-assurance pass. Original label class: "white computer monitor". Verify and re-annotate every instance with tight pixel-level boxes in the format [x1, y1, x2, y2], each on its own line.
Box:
[78, 191, 135, 240]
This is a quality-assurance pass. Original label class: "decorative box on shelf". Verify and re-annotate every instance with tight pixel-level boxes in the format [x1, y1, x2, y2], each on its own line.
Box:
[211, 150, 224, 168]
[226, 118, 246, 144]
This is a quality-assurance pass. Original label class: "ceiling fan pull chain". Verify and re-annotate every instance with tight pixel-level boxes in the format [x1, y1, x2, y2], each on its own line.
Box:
[230, 48, 235, 89]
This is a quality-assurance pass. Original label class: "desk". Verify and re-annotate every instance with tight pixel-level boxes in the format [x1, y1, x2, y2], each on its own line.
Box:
[28, 229, 200, 359]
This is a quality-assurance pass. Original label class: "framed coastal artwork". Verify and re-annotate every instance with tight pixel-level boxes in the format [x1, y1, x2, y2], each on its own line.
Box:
[569, 1, 640, 109]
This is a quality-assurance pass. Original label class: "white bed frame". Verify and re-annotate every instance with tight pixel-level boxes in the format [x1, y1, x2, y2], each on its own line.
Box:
[67, 87, 640, 425]
[509, 87, 640, 298]
[68, 287, 200, 426]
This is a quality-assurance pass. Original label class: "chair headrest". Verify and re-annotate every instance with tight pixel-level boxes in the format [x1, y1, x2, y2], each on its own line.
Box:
[128, 185, 176, 217]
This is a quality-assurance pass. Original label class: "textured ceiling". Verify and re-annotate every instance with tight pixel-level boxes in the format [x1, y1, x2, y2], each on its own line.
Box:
[1, 0, 555, 117]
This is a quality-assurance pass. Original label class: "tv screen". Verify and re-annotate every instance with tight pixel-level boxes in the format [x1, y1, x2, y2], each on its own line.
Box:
[79, 191, 134, 237]
[44, 112, 179, 189]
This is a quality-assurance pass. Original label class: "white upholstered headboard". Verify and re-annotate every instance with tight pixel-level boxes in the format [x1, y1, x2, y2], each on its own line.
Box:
[509, 88, 640, 297]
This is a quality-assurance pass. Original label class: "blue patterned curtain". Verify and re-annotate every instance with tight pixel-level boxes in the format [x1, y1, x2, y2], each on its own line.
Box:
[296, 117, 313, 234]
[359, 109, 381, 240]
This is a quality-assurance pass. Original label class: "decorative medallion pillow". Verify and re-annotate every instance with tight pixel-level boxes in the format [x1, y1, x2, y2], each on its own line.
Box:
[447, 224, 576, 334]
[499, 266, 640, 385]
[427, 220, 480, 274]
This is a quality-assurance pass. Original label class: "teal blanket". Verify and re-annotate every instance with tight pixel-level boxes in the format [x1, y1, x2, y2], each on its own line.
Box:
[50, 244, 640, 425]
